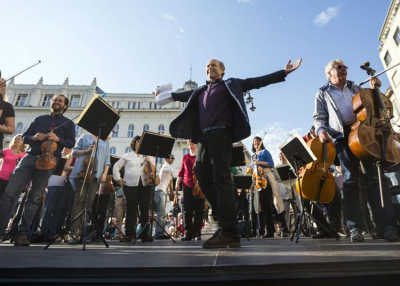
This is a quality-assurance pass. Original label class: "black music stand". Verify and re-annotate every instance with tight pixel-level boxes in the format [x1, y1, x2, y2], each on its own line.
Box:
[45, 95, 120, 251]
[133, 131, 175, 244]
[231, 145, 246, 167]
[280, 135, 338, 243]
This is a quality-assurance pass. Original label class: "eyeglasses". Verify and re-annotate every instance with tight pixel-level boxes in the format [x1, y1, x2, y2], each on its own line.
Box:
[331, 65, 348, 71]
[169, 157, 175, 160]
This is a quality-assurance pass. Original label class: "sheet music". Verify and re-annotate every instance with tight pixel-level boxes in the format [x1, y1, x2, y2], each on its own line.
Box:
[155, 83, 174, 106]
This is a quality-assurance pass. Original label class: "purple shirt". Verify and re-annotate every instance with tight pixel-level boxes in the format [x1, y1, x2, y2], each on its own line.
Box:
[198, 79, 234, 131]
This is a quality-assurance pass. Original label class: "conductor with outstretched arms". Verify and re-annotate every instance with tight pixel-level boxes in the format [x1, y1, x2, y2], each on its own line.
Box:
[155, 58, 302, 248]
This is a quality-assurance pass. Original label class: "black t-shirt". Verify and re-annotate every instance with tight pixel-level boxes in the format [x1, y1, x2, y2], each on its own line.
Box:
[0, 101, 16, 149]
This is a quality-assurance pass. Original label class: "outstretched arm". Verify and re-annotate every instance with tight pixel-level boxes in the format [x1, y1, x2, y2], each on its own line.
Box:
[284, 58, 302, 75]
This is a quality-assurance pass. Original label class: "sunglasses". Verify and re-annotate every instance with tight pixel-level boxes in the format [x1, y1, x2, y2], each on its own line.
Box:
[331, 65, 348, 71]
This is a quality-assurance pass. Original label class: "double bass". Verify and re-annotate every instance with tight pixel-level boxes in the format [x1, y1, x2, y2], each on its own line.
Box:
[295, 137, 336, 204]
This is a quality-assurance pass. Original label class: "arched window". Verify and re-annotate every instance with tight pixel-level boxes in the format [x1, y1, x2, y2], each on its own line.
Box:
[143, 124, 149, 131]
[75, 125, 80, 137]
[14, 123, 23, 135]
[112, 124, 119, 137]
[125, 147, 132, 153]
[110, 147, 116, 155]
[183, 148, 190, 156]
[158, 124, 165, 134]
[127, 124, 134, 137]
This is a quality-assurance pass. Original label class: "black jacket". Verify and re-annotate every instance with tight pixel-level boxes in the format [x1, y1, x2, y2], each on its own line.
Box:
[170, 70, 287, 142]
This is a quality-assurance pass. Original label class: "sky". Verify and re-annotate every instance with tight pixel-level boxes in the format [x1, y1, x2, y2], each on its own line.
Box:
[1, 0, 393, 163]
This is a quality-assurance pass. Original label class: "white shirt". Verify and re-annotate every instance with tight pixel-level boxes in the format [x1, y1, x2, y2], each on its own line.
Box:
[155, 162, 178, 194]
[113, 151, 155, 187]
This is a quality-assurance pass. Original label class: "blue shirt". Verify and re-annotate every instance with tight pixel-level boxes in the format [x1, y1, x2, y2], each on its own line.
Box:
[252, 149, 274, 170]
[70, 134, 111, 182]
[23, 113, 76, 158]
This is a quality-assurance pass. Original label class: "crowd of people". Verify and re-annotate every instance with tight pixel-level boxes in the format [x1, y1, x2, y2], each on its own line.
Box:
[0, 57, 400, 249]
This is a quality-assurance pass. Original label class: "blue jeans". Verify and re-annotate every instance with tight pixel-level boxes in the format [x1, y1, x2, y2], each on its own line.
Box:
[335, 130, 396, 235]
[41, 185, 65, 238]
[154, 190, 167, 236]
[0, 155, 56, 237]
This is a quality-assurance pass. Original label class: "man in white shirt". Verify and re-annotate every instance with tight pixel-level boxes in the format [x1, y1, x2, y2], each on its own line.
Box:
[154, 155, 178, 239]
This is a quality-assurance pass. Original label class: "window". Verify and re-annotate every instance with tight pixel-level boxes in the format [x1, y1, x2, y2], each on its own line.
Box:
[127, 124, 134, 137]
[149, 102, 153, 109]
[158, 124, 165, 134]
[14, 123, 23, 135]
[394, 27, 400, 46]
[393, 100, 400, 117]
[154, 103, 158, 109]
[384, 51, 392, 66]
[75, 125, 80, 137]
[183, 148, 190, 156]
[42, 94, 53, 107]
[156, 157, 163, 164]
[112, 124, 119, 137]
[138, 102, 141, 109]
[143, 124, 149, 131]
[111, 101, 119, 108]
[125, 147, 132, 153]
[15, 94, 28, 106]
[110, 147, 116, 155]
[128, 102, 136, 109]
[70, 95, 80, 107]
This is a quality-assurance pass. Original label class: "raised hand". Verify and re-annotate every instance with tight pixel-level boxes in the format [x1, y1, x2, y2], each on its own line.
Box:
[284, 58, 302, 75]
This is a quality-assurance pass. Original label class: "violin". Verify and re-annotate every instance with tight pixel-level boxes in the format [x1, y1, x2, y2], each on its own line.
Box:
[192, 162, 205, 199]
[100, 174, 115, 194]
[78, 154, 95, 184]
[349, 61, 400, 164]
[144, 159, 160, 186]
[36, 124, 57, 170]
[169, 179, 175, 201]
[253, 153, 268, 191]
[295, 137, 335, 204]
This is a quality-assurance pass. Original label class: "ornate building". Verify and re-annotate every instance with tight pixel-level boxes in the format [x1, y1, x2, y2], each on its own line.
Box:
[4, 77, 198, 170]
[379, 0, 400, 131]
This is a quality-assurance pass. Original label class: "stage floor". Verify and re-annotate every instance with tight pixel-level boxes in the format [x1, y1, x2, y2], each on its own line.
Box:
[1, 235, 400, 284]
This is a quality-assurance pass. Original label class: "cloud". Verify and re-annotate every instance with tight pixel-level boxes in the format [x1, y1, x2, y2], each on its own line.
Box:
[242, 122, 304, 164]
[238, 0, 251, 3]
[179, 27, 184, 33]
[163, 14, 178, 22]
[314, 6, 340, 28]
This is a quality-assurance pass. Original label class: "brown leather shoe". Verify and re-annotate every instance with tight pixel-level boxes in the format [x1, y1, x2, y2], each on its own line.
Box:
[202, 233, 240, 249]
[14, 236, 30, 246]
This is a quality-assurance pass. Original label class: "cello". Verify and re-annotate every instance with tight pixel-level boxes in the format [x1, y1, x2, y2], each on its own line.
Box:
[349, 61, 400, 164]
[295, 137, 336, 204]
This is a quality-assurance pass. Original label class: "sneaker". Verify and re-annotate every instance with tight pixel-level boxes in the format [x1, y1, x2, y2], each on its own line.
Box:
[14, 236, 30, 246]
[202, 233, 241, 249]
[350, 230, 364, 242]
[383, 229, 400, 242]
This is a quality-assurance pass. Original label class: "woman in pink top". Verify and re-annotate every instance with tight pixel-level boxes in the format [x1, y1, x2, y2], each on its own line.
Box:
[0, 134, 26, 198]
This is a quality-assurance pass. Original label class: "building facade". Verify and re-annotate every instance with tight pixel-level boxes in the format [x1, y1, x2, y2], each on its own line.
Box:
[379, 0, 400, 131]
[4, 77, 198, 170]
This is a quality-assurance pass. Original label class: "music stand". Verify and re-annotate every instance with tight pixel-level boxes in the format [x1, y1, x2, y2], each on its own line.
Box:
[133, 131, 175, 244]
[45, 94, 119, 251]
[279, 135, 338, 243]
[231, 145, 246, 167]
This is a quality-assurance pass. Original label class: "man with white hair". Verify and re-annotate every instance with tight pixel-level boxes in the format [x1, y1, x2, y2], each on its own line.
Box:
[313, 59, 398, 242]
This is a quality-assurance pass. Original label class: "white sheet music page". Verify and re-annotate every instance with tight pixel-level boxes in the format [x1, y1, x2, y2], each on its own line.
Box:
[155, 83, 174, 106]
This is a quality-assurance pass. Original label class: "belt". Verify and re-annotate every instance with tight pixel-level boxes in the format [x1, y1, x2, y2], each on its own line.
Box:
[203, 125, 227, 134]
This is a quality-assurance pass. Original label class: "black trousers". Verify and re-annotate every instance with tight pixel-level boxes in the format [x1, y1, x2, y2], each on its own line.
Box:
[123, 181, 150, 238]
[183, 187, 204, 235]
[92, 193, 112, 232]
[196, 128, 239, 239]
[259, 185, 289, 234]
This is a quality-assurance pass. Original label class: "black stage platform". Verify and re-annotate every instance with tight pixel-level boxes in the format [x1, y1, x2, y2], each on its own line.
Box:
[1, 235, 400, 284]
